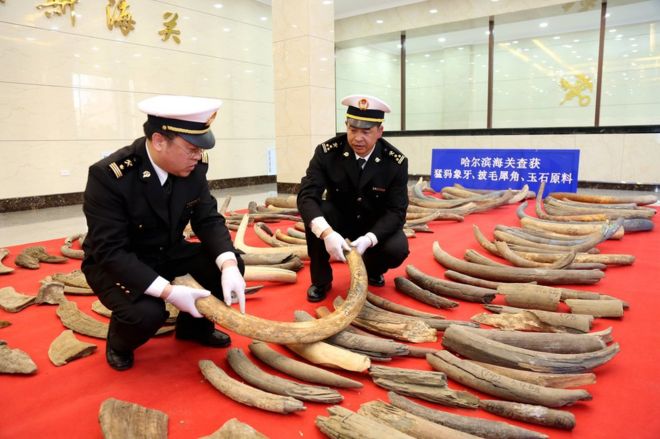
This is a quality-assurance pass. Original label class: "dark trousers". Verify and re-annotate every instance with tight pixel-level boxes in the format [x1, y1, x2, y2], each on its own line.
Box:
[304, 201, 409, 287]
[97, 249, 244, 352]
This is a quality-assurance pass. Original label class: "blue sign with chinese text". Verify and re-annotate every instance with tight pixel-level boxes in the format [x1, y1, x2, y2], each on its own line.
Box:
[430, 149, 580, 194]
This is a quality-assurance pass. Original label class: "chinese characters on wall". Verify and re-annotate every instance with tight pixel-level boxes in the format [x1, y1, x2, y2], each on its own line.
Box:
[30, 0, 181, 44]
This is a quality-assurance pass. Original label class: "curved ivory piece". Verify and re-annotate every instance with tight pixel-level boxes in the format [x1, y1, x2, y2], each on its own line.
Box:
[404, 209, 464, 227]
[51, 269, 90, 289]
[244, 265, 296, 283]
[240, 253, 296, 265]
[253, 222, 295, 247]
[499, 283, 628, 308]
[394, 277, 459, 309]
[286, 340, 371, 373]
[226, 348, 343, 403]
[545, 197, 656, 219]
[174, 248, 367, 344]
[406, 265, 497, 303]
[508, 184, 530, 204]
[358, 400, 481, 439]
[518, 211, 624, 240]
[0, 248, 14, 274]
[433, 242, 605, 285]
[274, 229, 306, 245]
[497, 281, 562, 311]
[408, 196, 473, 209]
[248, 341, 362, 388]
[441, 325, 619, 373]
[200, 359, 306, 414]
[469, 361, 596, 388]
[48, 329, 97, 366]
[287, 227, 307, 240]
[564, 299, 624, 318]
[61, 233, 86, 259]
[366, 292, 446, 319]
[549, 191, 658, 206]
[388, 391, 548, 439]
[427, 350, 592, 407]
[442, 270, 504, 290]
[23, 246, 68, 264]
[99, 398, 168, 438]
[461, 190, 516, 215]
[480, 400, 576, 430]
[0, 341, 38, 374]
[234, 214, 308, 259]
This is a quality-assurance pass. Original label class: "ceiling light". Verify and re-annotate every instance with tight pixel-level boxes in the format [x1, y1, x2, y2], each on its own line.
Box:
[437, 37, 446, 43]
[376, 19, 383, 24]
[539, 22, 548, 28]
[214, 3, 223, 8]
[429, 9, 438, 14]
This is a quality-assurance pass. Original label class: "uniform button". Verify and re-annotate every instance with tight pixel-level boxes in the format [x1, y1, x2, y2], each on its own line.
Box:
[357, 197, 362, 202]
[357, 215, 361, 219]
[115, 283, 120, 286]
[159, 246, 164, 251]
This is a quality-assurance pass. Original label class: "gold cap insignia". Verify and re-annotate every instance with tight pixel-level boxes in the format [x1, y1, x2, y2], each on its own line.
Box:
[142, 171, 151, 178]
[375, 157, 381, 163]
[358, 98, 369, 110]
[343, 152, 349, 157]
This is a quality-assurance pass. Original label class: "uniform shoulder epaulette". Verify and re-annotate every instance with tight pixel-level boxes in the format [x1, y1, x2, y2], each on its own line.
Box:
[387, 148, 406, 165]
[201, 151, 209, 164]
[108, 155, 139, 179]
[321, 141, 340, 153]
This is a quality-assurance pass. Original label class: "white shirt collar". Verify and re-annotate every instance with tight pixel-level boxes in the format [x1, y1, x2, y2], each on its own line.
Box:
[354, 145, 375, 166]
[145, 139, 169, 185]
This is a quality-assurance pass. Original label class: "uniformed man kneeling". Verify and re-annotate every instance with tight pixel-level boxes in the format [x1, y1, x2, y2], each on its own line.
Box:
[297, 94, 410, 302]
[82, 95, 246, 371]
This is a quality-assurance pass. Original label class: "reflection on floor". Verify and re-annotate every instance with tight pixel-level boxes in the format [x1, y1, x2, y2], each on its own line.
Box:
[0, 184, 277, 247]
[0, 183, 656, 247]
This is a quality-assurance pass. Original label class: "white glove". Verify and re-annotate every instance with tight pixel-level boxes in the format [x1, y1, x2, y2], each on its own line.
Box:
[351, 235, 373, 256]
[324, 231, 350, 262]
[165, 285, 210, 318]
[221, 265, 246, 314]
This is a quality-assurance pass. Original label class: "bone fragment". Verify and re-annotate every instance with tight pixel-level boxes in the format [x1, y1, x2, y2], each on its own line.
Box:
[48, 329, 97, 366]
[200, 418, 269, 439]
[468, 361, 596, 388]
[480, 399, 576, 430]
[0, 248, 14, 274]
[98, 398, 168, 439]
[316, 405, 416, 439]
[0, 286, 35, 312]
[0, 340, 37, 374]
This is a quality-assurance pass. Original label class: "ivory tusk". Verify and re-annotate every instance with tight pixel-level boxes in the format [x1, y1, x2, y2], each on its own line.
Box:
[234, 214, 308, 259]
[174, 247, 367, 344]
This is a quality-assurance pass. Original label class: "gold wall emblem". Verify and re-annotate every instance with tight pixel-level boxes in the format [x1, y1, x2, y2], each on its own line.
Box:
[358, 98, 369, 110]
[559, 73, 593, 107]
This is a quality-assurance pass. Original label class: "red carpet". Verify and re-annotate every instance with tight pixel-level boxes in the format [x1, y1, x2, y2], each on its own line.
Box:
[1, 202, 659, 438]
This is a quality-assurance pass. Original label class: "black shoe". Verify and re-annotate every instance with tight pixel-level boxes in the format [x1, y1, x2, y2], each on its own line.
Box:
[307, 283, 331, 302]
[368, 274, 385, 287]
[106, 344, 134, 371]
[176, 329, 231, 348]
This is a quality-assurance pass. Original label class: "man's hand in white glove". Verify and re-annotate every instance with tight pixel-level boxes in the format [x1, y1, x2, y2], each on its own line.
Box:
[323, 230, 350, 262]
[162, 285, 210, 318]
[350, 235, 373, 256]
[221, 263, 246, 314]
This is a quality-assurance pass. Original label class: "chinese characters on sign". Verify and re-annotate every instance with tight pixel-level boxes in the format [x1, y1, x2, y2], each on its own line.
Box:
[159, 11, 181, 44]
[560, 73, 593, 107]
[36, 0, 78, 26]
[430, 149, 580, 194]
[106, 0, 135, 36]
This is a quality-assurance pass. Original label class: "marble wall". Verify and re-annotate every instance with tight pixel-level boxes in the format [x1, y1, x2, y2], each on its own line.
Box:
[0, 0, 274, 200]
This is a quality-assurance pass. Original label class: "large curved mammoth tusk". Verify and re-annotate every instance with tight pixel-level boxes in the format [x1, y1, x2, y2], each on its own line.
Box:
[549, 191, 658, 205]
[234, 214, 308, 259]
[173, 248, 368, 344]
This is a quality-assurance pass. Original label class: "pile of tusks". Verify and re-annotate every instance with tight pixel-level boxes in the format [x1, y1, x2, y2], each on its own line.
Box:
[1, 184, 658, 439]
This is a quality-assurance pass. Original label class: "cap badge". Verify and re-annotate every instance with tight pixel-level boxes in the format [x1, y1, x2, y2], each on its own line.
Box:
[142, 171, 151, 178]
[343, 152, 349, 157]
[206, 111, 217, 126]
[375, 157, 381, 163]
[358, 98, 369, 110]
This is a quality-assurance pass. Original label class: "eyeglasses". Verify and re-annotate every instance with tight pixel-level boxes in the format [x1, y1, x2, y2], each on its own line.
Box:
[169, 138, 203, 159]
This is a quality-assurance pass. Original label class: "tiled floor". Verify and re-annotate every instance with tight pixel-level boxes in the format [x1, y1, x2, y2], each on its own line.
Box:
[0, 183, 656, 248]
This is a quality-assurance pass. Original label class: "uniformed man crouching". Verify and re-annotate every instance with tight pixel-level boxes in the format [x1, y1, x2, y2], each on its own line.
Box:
[297, 94, 410, 302]
[82, 95, 246, 371]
